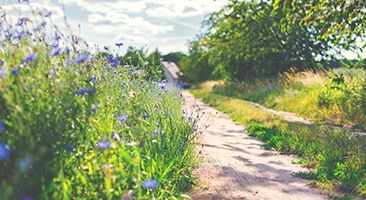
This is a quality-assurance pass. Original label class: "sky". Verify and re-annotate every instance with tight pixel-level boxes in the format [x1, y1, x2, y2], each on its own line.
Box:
[0, 0, 229, 54]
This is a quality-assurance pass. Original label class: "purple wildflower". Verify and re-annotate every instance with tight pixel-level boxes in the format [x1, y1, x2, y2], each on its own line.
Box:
[0, 68, 7, 77]
[19, 156, 32, 172]
[4, 31, 12, 41]
[0, 143, 10, 161]
[0, 60, 4, 66]
[50, 39, 59, 48]
[110, 59, 120, 67]
[117, 114, 128, 123]
[97, 141, 111, 150]
[13, 40, 20, 46]
[22, 196, 33, 200]
[142, 179, 158, 190]
[143, 111, 149, 119]
[75, 53, 88, 64]
[38, 21, 47, 28]
[153, 129, 161, 136]
[90, 73, 97, 82]
[107, 55, 114, 63]
[54, 33, 61, 41]
[15, 17, 30, 26]
[115, 42, 123, 48]
[23, 54, 37, 65]
[64, 145, 75, 152]
[75, 88, 95, 95]
[0, 120, 4, 132]
[44, 11, 52, 17]
[11, 68, 20, 75]
[50, 47, 61, 57]
[13, 31, 25, 40]
[111, 133, 122, 140]
[91, 104, 98, 113]
[64, 48, 71, 55]
[157, 82, 167, 90]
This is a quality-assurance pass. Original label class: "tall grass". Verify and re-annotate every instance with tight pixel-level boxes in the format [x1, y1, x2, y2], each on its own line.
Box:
[0, 4, 196, 199]
[211, 68, 366, 129]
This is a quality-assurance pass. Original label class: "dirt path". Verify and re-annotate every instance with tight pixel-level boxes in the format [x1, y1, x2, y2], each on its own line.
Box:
[182, 91, 327, 200]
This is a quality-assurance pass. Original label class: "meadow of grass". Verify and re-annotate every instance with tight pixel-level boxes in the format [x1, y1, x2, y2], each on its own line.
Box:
[191, 87, 366, 198]
[211, 68, 366, 129]
[0, 5, 196, 200]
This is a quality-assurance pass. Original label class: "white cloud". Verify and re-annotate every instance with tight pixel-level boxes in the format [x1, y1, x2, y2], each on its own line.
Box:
[0, 2, 64, 20]
[146, 0, 228, 18]
[60, 0, 146, 14]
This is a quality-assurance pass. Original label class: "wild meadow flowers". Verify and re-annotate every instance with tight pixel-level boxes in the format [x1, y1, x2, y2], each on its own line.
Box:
[0, 2, 196, 200]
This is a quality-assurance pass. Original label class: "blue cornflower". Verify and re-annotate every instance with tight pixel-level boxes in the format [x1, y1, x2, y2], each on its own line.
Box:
[117, 114, 128, 123]
[23, 54, 37, 65]
[50, 40, 58, 48]
[179, 147, 185, 154]
[143, 111, 149, 119]
[50, 47, 61, 57]
[75, 88, 95, 95]
[0, 68, 7, 77]
[90, 73, 97, 82]
[91, 104, 98, 113]
[75, 53, 88, 64]
[111, 133, 122, 140]
[13, 31, 25, 40]
[22, 196, 33, 200]
[133, 71, 139, 78]
[110, 59, 120, 67]
[0, 60, 4, 66]
[53, 34, 61, 41]
[64, 48, 71, 55]
[13, 40, 20, 46]
[4, 31, 12, 41]
[153, 129, 161, 136]
[0, 143, 10, 161]
[66, 59, 75, 65]
[38, 21, 47, 28]
[11, 68, 19, 75]
[115, 42, 123, 48]
[44, 11, 52, 17]
[157, 82, 167, 90]
[19, 156, 32, 172]
[97, 141, 111, 150]
[142, 179, 158, 190]
[64, 145, 75, 152]
[0, 120, 4, 132]
[107, 55, 114, 63]
[15, 17, 30, 26]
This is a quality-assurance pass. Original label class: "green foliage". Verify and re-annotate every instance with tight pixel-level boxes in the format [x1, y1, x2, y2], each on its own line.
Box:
[0, 41, 195, 199]
[184, 1, 365, 83]
[179, 41, 214, 83]
[318, 68, 366, 128]
[162, 52, 186, 63]
[282, 0, 366, 52]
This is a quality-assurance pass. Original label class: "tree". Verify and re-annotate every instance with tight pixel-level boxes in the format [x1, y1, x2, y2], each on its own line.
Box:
[281, 0, 366, 53]
[199, 0, 329, 80]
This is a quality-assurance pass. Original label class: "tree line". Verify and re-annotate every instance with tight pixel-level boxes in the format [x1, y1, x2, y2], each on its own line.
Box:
[178, 0, 366, 82]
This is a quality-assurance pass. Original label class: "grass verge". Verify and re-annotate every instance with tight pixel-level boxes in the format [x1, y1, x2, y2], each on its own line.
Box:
[191, 87, 366, 198]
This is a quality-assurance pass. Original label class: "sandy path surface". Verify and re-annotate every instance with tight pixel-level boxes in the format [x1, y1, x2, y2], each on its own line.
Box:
[182, 91, 327, 200]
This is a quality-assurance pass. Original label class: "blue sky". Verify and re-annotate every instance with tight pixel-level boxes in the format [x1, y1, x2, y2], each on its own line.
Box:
[1, 0, 228, 54]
